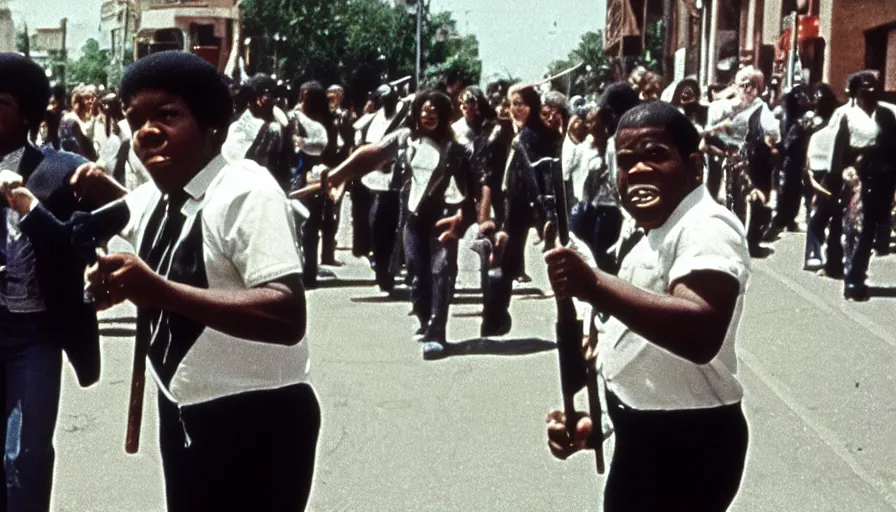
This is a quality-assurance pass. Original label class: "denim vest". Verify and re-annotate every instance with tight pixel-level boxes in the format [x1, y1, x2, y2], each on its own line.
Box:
[0, 147, 46, 313]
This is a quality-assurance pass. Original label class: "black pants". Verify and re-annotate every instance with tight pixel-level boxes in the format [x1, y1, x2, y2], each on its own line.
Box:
[484, 197, 533, 324]
[0, 312, 61, 512]
[804, 171, 843, 271]
[321, 196, 341, 263]
[403, 208, 459, 333]
[350, 183, 372, 258]
[301, 195, 325, 287]
[570, 203, 623, 273]
[845, 168, 896, 286]
[159, 383, 321, 512]
[370, 191, 401, 292]
[773, 157, 804, 229]
[604, 392, 748, 512]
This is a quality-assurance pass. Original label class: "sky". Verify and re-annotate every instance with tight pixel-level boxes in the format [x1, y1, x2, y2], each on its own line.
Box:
[18, 0, 607, 79]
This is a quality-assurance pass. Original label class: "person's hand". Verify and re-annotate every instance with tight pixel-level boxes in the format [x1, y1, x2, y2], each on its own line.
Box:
[747, 188, 767, 204]
[86, 253, 172, 311]
[329, 182, 346, 203]
[491, 230, 509, 266]
[294, 135, 306, 152]
[546, 410, 594, 460]
[435, 213, 462, 244]
[544, 247, 600, 302]
[70, 162, 126, 205]
[583, 331, 598, 362]
[4, 186, 37, 216]
[843, 166, 860, 187]
[0, 170, 35, 215]
[0, 169, 23, 190]
[478, 219, 496, 236]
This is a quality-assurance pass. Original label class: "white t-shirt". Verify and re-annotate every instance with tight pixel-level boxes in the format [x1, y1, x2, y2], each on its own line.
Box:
[121, 155, 310, 406]
[361, 103, 404, 192]
[561, 134, 581, 182]
[596, 186, 750, 410]
[807, 120, 837, 172]
[827, 101, 896, 150]
[707, 97, 781, 147]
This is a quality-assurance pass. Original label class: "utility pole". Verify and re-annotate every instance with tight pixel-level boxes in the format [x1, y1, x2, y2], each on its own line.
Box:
[415, 0, 422, 91]
[121, 1, 129, 74]
[785, 10, 799, 91]
[661, 0, 674, 87]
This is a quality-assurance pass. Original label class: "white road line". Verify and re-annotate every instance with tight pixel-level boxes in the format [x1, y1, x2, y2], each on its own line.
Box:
[755, 263, 896, 350]
[740, 347, 896, 509]
[743, 263, 896, 509]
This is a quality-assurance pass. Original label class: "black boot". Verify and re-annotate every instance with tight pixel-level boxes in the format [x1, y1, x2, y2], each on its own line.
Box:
[423, 273, 455, 344]
[844, 282, 870, 302]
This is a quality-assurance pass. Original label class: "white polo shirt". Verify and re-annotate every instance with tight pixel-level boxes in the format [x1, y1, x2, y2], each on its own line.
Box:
[596, 186, 750, 410]
[122, 155, 310, 406]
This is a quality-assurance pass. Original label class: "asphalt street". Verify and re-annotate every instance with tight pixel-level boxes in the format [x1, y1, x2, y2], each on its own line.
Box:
[46, 203, 896, 512]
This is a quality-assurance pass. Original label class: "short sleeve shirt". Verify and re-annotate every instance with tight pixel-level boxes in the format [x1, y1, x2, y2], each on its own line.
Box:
[596, 186, 750, 410]
[123, 155, 309, 406]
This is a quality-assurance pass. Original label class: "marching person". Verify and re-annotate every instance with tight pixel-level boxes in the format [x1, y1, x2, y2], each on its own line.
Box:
[453, 86, 511, 316]
[296, 89, 475, 359]
[482, 85, 563, 336]
[545, 102, 750, 511]
[73, 52, 320, 511]
[765, 86, 810, 241]
[59, 85, 99, 161]
[568, 106, 622, 273]
[803, 83, 843, 274]
[828, 71, 896, 301]
[321, 84, 356, 266]
[222, 73, 296, 189]
[705, 66, 781, 256]
[292, 81, 339, 288]
[0, 53, 103, 512]
[358, 84, 410, 292]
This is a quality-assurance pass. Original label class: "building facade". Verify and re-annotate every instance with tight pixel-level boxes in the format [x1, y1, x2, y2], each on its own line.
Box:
[100, 0, 139, 85]
[0, 0, 14, 54]
[608, 0, 896, 100]
[30, 19, 67, 82]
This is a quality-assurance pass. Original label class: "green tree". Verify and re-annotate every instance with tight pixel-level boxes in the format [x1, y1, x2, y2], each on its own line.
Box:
[15, 24, 29, 56]
[67, 39, 112, 86]
[546, 30, 611, 97]
[240, 0, 482, 108]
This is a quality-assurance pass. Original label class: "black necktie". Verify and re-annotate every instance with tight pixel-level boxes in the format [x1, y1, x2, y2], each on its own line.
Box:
[137, 194, 187, 376]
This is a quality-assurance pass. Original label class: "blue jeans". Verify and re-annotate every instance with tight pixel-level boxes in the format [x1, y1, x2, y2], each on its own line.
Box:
[403, 207, 459, 332]
[0, 310, 61, 512]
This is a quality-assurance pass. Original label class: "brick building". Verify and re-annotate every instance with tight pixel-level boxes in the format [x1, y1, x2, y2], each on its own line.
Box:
[606, 0, 896, 100]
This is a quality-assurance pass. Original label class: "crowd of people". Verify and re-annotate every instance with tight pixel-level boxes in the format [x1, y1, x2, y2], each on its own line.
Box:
[0, 43, 891, 511]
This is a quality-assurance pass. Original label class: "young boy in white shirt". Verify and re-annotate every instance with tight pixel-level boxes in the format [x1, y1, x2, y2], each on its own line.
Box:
[544, 101, 751, 511]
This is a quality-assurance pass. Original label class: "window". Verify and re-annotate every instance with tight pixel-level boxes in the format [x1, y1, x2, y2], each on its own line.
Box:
[865, 23, 896, 93]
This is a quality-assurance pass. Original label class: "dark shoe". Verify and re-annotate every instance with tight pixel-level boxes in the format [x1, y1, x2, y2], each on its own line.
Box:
[421, 326, 446, 344]
[748, 243, 763, 258]
[786, 222, 800, 232]
[761, 225, 782, 243]
[422, 341, 449, 360]
[844, 283, 870, 302]
[820, 266, 844, 279]
[480, 311, 512, 337]
[377, 275, 394, 293]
